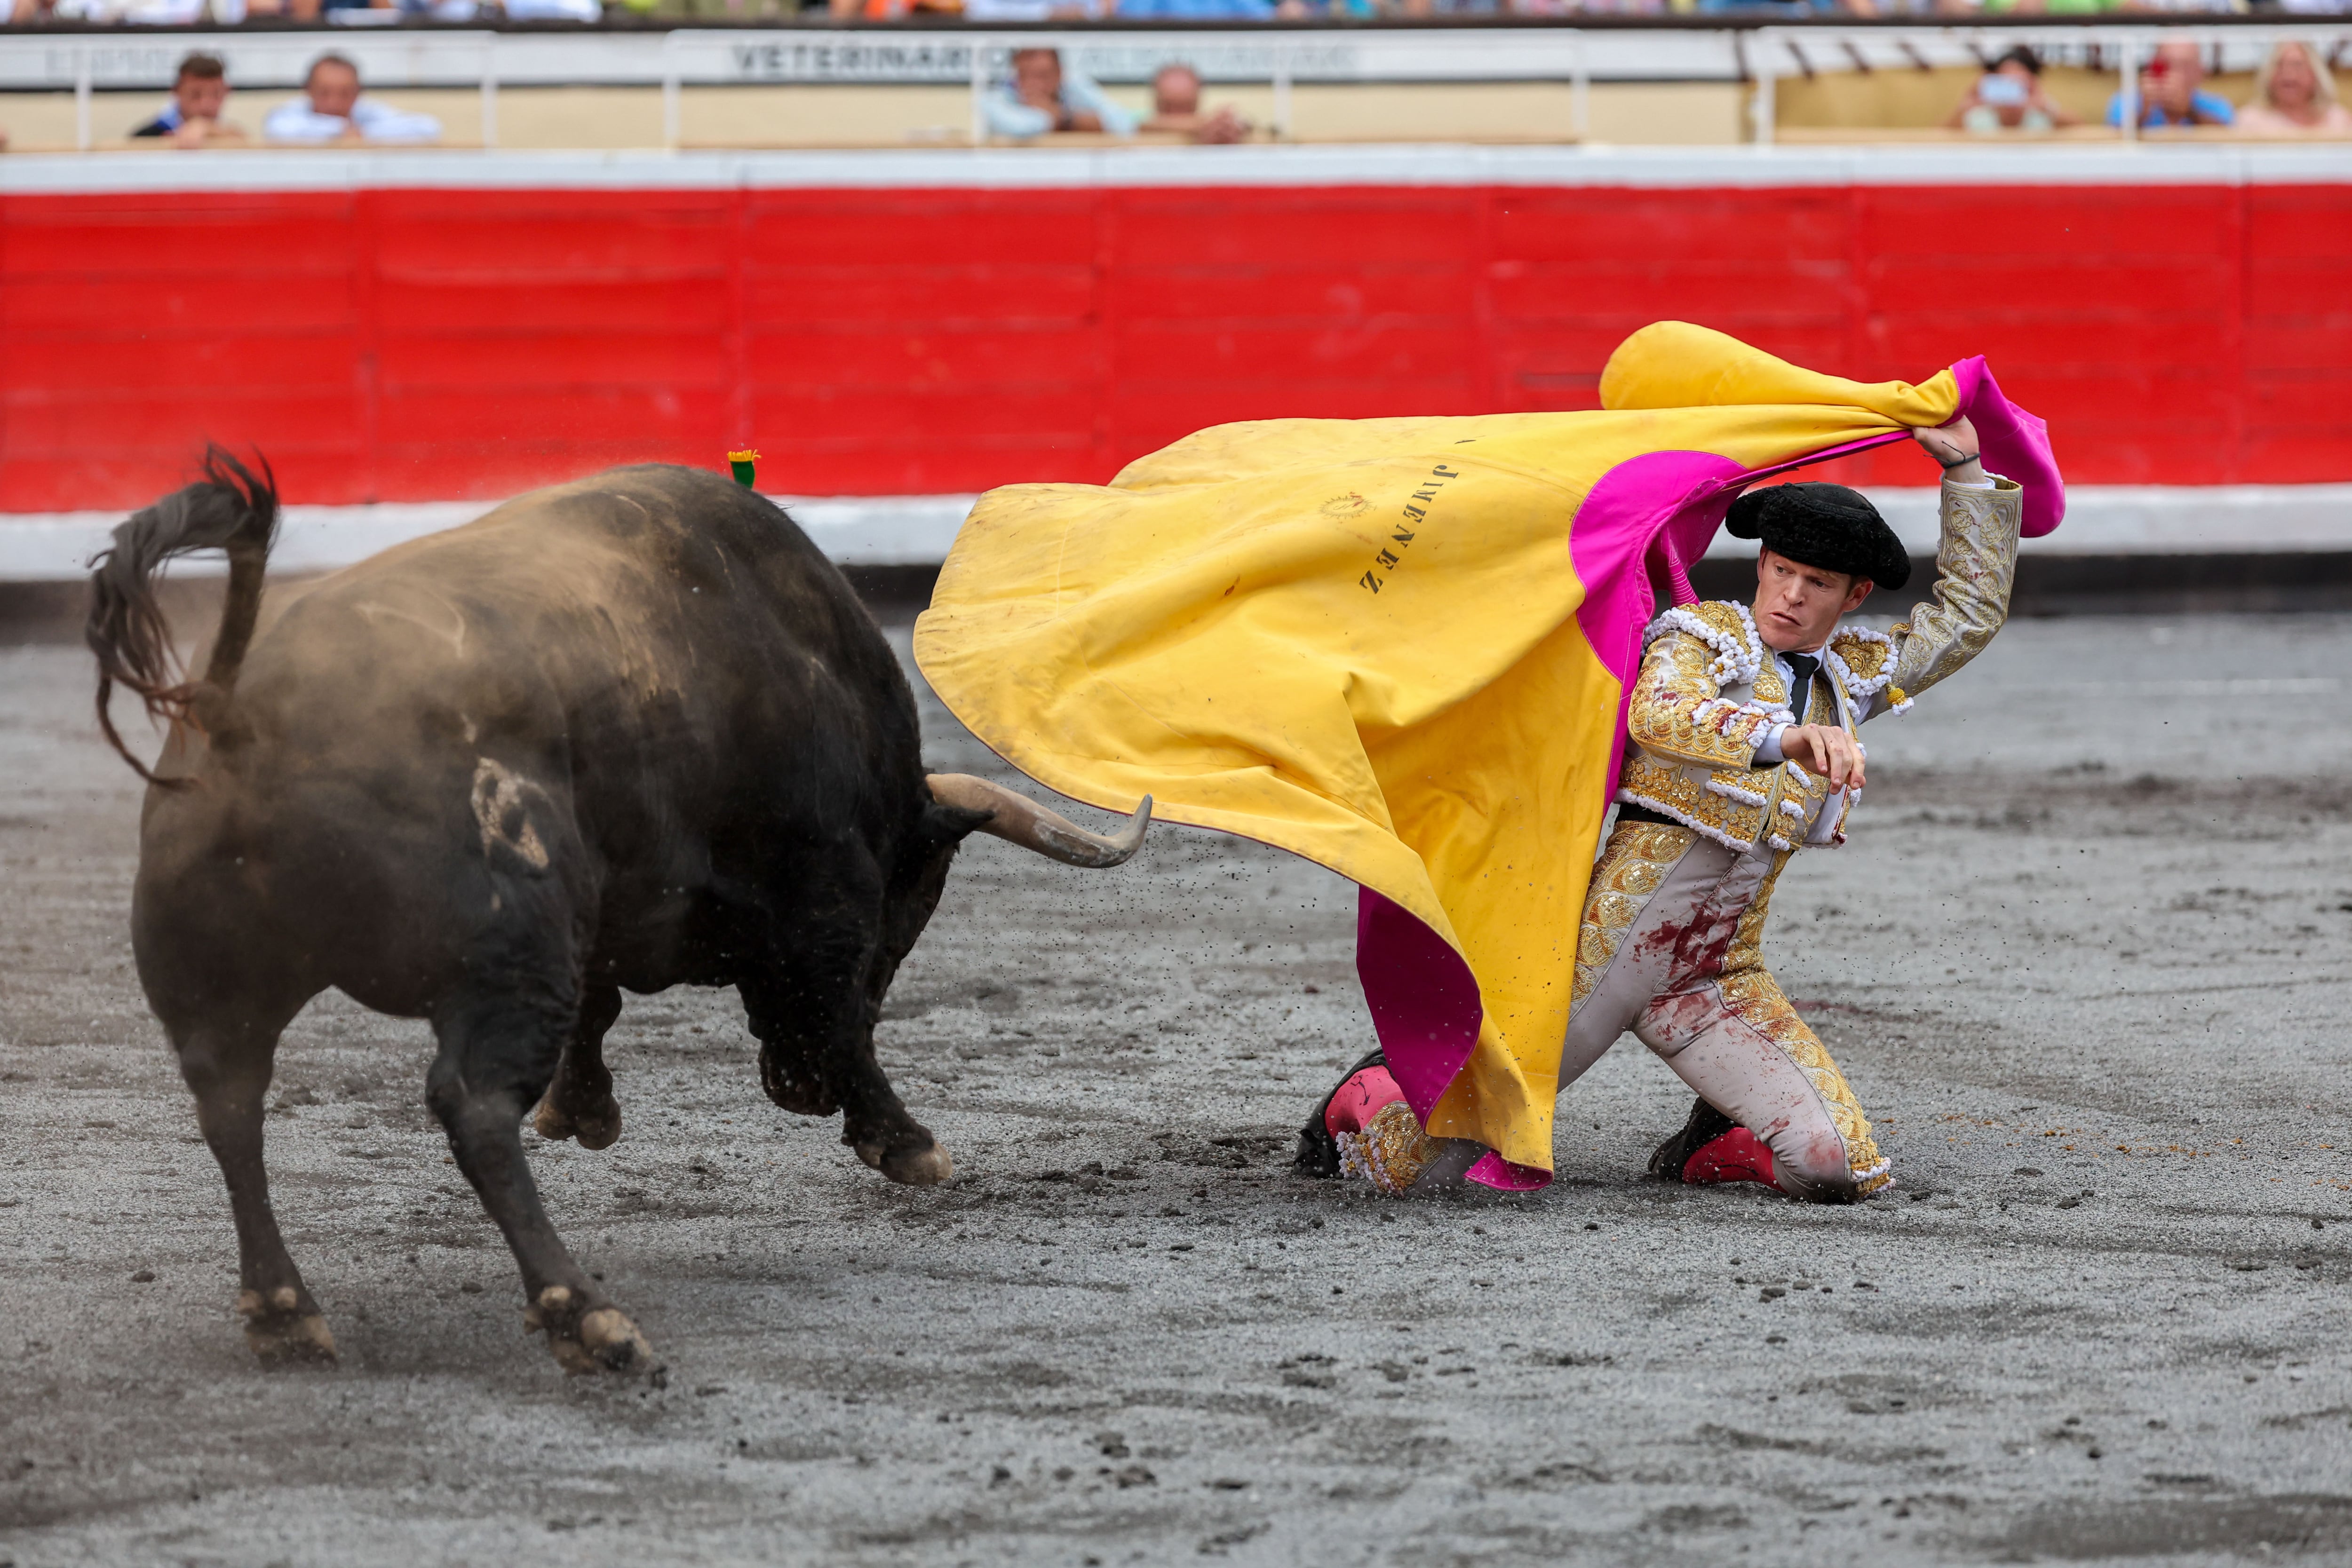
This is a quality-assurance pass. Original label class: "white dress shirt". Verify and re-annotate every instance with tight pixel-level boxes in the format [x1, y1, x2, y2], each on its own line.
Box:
[262, 95, 442, 144]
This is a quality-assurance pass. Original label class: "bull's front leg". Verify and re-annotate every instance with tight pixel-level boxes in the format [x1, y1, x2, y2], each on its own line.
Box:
[740, 941, 951, 1189]
[531, 982, 625, 1150]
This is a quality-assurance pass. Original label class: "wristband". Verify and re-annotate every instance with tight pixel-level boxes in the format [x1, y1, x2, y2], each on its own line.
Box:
[1935, 449, 1982, 470]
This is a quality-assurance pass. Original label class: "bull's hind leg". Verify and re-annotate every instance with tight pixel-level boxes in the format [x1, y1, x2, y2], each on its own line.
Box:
[174, 1014, 337, 1365]
[532, 983, 624, 1150]
[429, 987, 652, 1375]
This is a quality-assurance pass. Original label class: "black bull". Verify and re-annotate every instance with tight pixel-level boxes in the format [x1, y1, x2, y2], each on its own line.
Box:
[85, 453, 1149, 1374]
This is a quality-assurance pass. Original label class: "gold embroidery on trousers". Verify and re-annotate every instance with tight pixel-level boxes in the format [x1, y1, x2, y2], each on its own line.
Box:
[1723, 850, 1889, 1191]
[1573, 827, 1890, 1194]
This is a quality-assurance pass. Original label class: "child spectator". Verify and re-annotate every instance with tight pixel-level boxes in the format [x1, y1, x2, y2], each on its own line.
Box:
[1141, 64, 1254, 143]
[1945, 48, 2079, 134]
[2237, 41, 2352, 135]
[982, 48, 1136, 140]
[263, 56, 443, 145]
[131, 54, 249, 148]
[2108, 39, 2234, 130]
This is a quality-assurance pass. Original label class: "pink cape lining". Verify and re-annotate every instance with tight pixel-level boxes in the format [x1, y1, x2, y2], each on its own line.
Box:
[1353, 363, 2059, 1191]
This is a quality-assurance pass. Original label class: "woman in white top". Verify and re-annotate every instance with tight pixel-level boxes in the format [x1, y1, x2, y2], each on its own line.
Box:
[2238, 41, 2352, 136]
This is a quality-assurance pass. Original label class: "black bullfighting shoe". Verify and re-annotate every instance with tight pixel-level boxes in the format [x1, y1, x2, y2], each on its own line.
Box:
[1294, 1047, 1389, 1178]
[1647, 1095, 1739, 1183]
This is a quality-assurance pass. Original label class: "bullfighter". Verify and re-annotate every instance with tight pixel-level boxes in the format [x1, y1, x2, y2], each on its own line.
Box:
[1304, 414, 2022, 1202]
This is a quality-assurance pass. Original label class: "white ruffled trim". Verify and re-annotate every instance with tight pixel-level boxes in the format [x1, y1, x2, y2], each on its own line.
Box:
[1767, 834, 1794, 852]
[1827, 625, 1912, 715]
[1614, 791, 1754, 853]
[1705, 779, 1769, 808]
[1689, 697, 1793, 749]
[1644, 602, 1764, 690]
[1776, 797, 1806, 818]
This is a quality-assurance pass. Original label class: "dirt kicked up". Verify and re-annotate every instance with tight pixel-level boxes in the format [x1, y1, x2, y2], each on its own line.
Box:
[4, 611, 2352, 1567]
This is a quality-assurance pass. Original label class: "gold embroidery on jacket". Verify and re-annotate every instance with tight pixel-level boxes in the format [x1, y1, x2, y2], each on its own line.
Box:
[1625, 610, 1777, 774]
[1618, 602, 1804, 851]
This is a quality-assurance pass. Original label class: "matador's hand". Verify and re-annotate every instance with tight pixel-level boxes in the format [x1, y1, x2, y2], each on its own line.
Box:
[1779, 724, 1867, 793]
[1912, 414, 1982, 483]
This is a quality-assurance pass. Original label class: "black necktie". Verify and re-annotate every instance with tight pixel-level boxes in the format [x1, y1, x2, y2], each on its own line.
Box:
[1782, 652, 1819, 724]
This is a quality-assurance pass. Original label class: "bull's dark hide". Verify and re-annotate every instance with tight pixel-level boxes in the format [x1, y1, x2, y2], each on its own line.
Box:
[87, 453, 1047, 1375]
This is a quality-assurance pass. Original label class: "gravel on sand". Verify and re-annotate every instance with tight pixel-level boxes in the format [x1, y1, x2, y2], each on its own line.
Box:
[2, 612, 2350, 1566]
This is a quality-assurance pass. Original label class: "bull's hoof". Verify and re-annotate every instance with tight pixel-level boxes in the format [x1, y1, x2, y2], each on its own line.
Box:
[533, 1092, 622, 1151]
[236, 1285, 338, 1367]
[857, 1140, 954, 1187]
[523, 1284, 652, 1376]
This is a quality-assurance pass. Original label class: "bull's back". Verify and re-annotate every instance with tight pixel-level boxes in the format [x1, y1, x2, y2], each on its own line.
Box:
[140, 466, 916, 998]
[240, 465, 890, 788]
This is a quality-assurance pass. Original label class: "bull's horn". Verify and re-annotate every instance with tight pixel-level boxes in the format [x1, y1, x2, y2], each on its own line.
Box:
[926, 774, 1151, 868]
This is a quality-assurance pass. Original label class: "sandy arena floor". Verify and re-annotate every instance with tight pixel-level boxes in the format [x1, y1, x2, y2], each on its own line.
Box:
[3, 610, 2351, 1568]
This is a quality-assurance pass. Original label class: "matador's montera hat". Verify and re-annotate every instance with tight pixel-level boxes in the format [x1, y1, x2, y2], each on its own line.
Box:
[1725, 481, 1911, 593]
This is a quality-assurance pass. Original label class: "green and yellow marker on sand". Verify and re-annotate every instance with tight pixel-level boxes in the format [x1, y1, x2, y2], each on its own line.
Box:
[728, 449, 759, 489]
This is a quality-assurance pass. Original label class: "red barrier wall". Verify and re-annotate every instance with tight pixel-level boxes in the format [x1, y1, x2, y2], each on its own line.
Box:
[4, 181, 2345, 510]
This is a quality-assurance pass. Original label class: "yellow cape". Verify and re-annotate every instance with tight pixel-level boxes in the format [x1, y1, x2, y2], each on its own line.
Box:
[914, 323, 1967, 1177]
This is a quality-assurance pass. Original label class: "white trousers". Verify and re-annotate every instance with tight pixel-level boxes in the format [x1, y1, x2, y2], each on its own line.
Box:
[1561, 822, 1887, 1201]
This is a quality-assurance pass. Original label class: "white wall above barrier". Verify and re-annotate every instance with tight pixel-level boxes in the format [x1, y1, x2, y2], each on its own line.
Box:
[5, 487, 2347, 585]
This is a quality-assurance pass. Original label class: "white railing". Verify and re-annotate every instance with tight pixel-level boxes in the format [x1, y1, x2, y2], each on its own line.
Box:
[658, 28, 1608, 146]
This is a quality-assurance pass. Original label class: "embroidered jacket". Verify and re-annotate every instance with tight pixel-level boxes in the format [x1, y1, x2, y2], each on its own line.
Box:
[1615, 474, 2023, 852]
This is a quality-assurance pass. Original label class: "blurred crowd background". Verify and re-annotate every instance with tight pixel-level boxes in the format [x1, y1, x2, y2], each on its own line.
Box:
[20, 32, 2344, 150]
[11, 0, 2352, 26]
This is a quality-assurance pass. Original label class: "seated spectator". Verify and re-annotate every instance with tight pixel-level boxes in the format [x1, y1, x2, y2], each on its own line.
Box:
[1946, 48, 2079, 134]
[2238, 41, 2352, 135]
[983, 48, 1137, 140]
[264, 56, 443, 145]
[1141, 64, 1254, 143]
[2108, 39, 2234, 131]
[131, 54, 248, 148]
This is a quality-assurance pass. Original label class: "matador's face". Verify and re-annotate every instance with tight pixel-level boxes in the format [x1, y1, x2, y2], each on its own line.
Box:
[1752, 548, 1872, 654]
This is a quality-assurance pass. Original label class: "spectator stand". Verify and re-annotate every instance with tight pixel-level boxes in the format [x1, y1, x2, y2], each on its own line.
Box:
[655, 27, 1615, 145]
[6, 20, 2349, 149]
[1747, 23, 2352, 143]
[0, 22, 2346, 606]
[1, 29, 499, 144]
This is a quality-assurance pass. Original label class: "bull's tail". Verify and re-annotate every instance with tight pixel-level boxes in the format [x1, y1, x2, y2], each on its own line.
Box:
[85, 445, 280, 786]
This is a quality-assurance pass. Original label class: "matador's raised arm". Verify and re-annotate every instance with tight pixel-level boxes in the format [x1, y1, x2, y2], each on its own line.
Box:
[1862, 473, 2022, 719]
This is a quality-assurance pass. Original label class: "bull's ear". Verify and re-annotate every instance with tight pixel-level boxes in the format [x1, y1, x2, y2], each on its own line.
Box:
[921, 800, 995, 845]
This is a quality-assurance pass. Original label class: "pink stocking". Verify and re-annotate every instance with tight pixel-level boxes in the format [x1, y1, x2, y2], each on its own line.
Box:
[1324, 1065, 1407, 1137]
